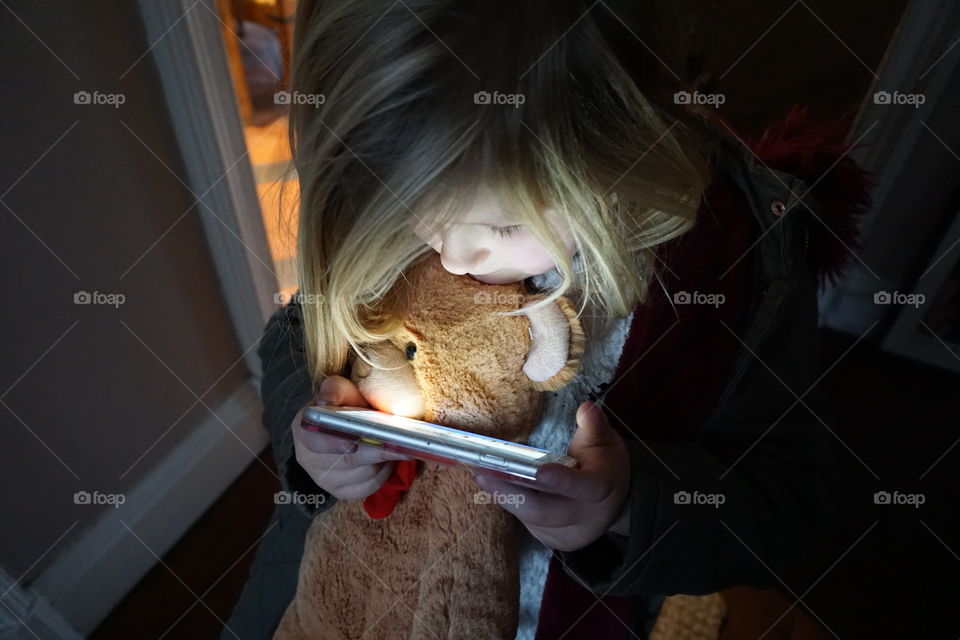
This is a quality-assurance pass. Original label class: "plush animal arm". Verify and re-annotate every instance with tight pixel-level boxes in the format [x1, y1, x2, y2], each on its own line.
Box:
[520, 294, 585, 391]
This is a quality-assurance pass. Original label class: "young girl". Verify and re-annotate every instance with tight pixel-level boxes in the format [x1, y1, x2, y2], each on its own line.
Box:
[226, 1, 871, 638]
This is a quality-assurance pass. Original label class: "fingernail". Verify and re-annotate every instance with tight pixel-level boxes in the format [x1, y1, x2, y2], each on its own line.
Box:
[317, 398, 330, 406]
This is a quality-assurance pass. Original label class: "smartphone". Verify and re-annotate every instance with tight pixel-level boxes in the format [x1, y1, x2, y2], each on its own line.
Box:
[301, 405, 579, 486]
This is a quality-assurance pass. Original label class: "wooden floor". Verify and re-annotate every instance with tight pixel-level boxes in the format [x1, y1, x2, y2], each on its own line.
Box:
[92, 328, 960, 638]
[91, 448, 280, 640]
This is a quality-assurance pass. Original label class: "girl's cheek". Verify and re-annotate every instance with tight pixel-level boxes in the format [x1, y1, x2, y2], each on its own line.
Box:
[507, 236, 563, 274]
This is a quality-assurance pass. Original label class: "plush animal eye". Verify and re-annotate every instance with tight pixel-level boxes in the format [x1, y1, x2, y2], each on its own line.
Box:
[405, 343, 417, 360]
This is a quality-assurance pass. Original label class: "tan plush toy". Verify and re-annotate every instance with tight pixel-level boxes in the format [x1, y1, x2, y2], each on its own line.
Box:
[274, 252, 586, 640]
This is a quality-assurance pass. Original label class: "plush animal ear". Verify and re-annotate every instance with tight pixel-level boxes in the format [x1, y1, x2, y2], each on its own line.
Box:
[520, 295, 585, 391]
[350, 342, 426, 419]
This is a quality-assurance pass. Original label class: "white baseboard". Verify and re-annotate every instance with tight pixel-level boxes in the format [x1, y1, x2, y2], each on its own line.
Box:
[0, 565, 81, 640]
[3, 379, 267, 637]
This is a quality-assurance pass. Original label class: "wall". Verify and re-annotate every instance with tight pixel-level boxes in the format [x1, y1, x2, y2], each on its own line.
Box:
[0, 0, 250, 585]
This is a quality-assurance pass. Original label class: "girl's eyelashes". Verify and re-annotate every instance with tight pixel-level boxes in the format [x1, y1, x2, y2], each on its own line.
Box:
[490, 224, 523, 238]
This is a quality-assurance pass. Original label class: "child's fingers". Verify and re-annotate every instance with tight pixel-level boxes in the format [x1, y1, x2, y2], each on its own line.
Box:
[320, 443, 414, 469]
[473, 473, 575, 528]
[295, 427, 359, 455]
[295, 427, 412, 466]
[317, 459, 393, 489]
[533, 463, 609, 502]
[316, 375, 370, 408]
[528, 401, 627, 502]
[331, 462, 397, 501]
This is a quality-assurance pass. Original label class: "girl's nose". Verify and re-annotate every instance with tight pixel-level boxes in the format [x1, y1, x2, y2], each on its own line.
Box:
[439, 232, 490, 275]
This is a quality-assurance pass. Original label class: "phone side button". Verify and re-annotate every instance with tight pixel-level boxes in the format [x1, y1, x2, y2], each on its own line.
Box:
[479, 453, 508, 467]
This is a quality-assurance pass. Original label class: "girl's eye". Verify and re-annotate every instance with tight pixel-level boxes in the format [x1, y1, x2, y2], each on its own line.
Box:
[491, 224, 523, 238]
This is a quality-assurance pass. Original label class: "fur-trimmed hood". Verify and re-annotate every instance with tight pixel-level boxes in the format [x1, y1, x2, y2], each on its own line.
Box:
[712, 105, 876, 289]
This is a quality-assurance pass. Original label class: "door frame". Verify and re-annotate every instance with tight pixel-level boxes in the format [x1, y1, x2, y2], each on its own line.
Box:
[135, 0, 280, 382]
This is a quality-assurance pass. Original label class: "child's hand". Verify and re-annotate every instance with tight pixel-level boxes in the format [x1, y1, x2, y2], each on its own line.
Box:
[291, 375, 413, 501]
[471, 401, 631, 552]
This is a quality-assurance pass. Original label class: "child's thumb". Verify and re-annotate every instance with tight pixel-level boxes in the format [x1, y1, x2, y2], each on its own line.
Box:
[316, 375, 369, 408]
[569, 401, 616, 453]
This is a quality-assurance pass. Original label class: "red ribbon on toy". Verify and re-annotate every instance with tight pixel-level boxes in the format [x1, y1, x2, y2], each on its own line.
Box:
[362, 459, 419, 519]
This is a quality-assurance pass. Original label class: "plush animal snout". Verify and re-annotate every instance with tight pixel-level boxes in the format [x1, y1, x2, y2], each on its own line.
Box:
[350, 341, 425, 419]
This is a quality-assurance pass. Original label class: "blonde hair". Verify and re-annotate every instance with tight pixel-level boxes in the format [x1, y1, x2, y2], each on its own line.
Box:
[287, 0, 719, 385]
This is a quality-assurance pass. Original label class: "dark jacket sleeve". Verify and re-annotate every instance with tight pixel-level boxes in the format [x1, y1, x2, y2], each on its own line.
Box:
[258, 300, 339, 519]
[555, 260, 843, 596]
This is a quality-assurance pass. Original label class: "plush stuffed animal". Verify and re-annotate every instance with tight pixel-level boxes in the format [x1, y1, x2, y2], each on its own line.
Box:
[274, 252, 586, 640]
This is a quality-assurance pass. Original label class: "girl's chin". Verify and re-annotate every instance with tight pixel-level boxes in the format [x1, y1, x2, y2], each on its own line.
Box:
[468, 270, 526, 284]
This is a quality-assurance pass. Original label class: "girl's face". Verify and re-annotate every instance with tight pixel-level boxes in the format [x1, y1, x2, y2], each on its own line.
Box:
[412, 184, 577, 284]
